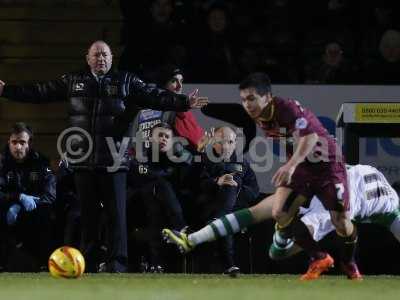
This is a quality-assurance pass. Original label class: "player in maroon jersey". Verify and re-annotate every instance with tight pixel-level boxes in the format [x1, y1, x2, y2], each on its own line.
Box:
[163, 73, 361, 280]
[239, 73, 359, 280]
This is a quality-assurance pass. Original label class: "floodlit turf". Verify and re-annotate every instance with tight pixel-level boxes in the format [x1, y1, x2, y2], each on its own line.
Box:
[0, 273, 399, 300]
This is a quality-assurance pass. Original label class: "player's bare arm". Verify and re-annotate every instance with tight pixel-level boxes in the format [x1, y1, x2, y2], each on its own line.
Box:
[272, 133, 319, 187]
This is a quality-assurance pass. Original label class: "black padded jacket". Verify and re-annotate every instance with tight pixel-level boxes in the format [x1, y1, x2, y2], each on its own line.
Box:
[2, 69, 191, 170]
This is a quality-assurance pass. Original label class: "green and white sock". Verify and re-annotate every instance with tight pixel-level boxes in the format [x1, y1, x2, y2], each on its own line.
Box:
[188, 208, 254, 246]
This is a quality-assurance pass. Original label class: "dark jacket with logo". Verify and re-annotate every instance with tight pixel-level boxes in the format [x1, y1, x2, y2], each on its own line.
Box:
[199, 151, 259, 199]
[0, 147, 56, 210]
[2, 69, 191, 170]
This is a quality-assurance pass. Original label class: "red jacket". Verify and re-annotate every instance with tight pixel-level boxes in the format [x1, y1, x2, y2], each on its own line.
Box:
[174, 111, 204, 149]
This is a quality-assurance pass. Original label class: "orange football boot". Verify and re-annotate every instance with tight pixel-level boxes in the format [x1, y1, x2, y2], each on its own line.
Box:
[300, 254, 334, 281]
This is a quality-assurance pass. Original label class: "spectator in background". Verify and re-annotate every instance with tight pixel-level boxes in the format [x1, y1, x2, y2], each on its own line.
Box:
[191, 4, 239, 83]
[0, 123, 56, 271]
[304, 42, 356, 84]
[237, 30, 297, 84]
[360, 1, 398, 60]
[364, 29, 400, 84]
[145, 0, 183, 75]
[119, 0, 149, 45]
[119, 0, 187, 78]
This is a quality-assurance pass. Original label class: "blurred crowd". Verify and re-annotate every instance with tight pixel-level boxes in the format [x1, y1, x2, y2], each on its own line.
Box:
[119, 0, 400, 84]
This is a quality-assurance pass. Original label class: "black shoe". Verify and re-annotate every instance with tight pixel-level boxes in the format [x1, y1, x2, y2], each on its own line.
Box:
[149, 265, 164, 273]
[39, 265, 48, 272]
[98, 262, 107, 273]
[223, 266, 240, 278]
[98, 261, 128, 273]
[140, 257, 149, 273]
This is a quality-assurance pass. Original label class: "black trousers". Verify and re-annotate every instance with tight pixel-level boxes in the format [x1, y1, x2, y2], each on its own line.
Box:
[74, 171, 127, 272]
[0, 205, 53, 269]
[198, 185, 238, 269]
[140, 177, 187, 266]
[152, 178, 187, 231]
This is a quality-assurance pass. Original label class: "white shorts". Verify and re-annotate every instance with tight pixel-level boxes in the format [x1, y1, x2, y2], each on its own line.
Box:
[300, 195, 399, 241]
[300, 199, 334, 242]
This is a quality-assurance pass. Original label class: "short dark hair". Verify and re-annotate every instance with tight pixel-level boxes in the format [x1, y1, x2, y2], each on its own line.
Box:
[151, 122, 174, 136]
[239, 72, 272, 96]
[10, 122, 33, 141]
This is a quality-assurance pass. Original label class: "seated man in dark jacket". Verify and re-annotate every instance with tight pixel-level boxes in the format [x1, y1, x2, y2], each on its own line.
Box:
[129, 122, 192, 272]
[196, 126, 259, 276]
[0, 123, 56, 271]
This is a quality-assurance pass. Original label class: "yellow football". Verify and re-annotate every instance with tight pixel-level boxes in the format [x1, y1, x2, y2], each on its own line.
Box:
[48, 246, 85, 278]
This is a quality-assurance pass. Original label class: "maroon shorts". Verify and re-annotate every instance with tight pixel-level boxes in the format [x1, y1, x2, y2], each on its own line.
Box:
[287, 161, 349, 212]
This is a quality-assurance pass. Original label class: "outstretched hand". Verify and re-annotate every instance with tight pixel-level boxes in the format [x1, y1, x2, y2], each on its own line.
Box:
[189, 88, 208, 109]
[0, 80, 5, 97]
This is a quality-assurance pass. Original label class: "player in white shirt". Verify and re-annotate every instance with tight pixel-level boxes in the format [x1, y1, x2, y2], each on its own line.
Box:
[270, 164, 400, 268]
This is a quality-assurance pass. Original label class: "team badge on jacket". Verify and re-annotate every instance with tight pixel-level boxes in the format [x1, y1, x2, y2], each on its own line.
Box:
[74, 82, 85, 91]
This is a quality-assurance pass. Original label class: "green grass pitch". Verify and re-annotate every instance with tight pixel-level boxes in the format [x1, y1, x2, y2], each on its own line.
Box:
[1, 273, 399, 300]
